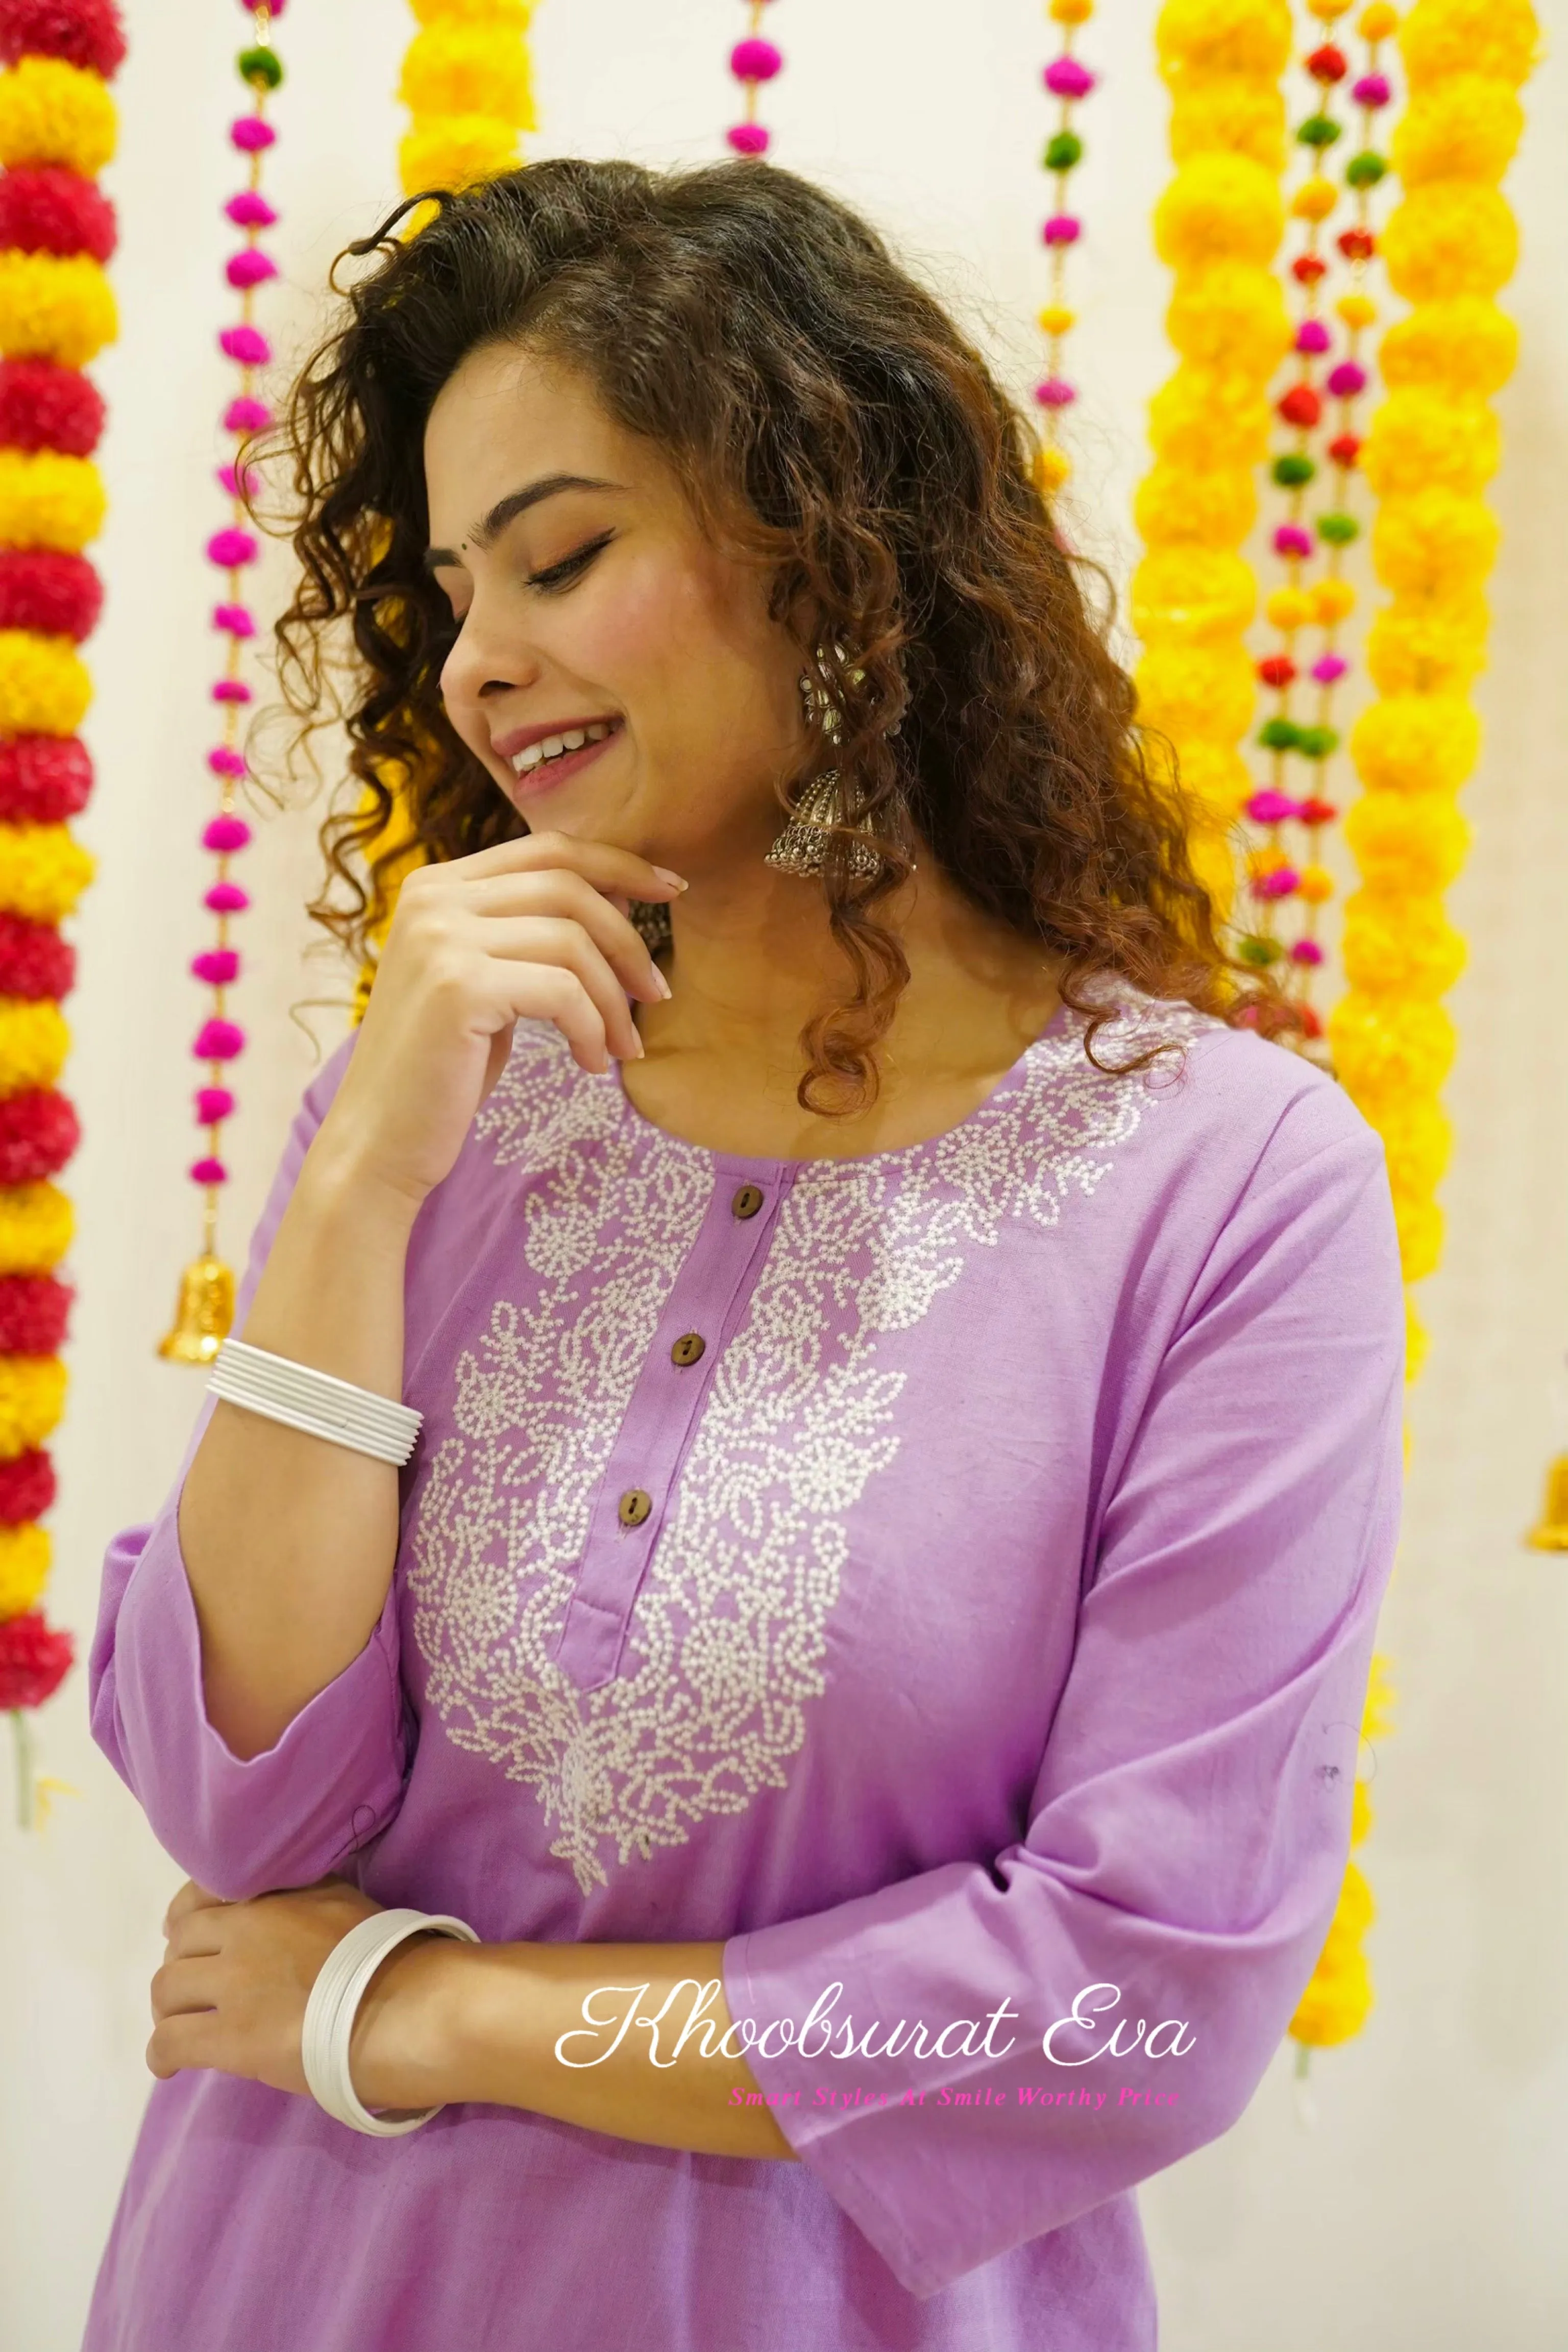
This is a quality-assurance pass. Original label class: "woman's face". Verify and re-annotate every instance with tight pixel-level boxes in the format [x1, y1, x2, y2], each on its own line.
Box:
[424, 340, 807, 875]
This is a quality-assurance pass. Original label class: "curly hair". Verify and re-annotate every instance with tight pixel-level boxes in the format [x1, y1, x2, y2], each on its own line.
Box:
[261, 155, 1301, 1110]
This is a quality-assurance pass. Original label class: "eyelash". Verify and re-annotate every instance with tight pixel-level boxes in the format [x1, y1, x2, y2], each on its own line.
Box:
[526, 530, 614, 593]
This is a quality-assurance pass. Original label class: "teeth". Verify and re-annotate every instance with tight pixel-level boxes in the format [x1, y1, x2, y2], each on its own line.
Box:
[511, 721, 615, 776]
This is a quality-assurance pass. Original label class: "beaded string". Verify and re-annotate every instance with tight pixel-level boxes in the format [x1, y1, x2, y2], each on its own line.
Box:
[1241, 1, 1398, 1049]
[726, 1, 782, 156]
[157, 0, 284, 1361]
[1032, 0, 1094, 500]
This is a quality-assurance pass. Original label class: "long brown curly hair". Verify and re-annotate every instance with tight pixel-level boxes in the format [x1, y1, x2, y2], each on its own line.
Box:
[261, 155, 1299, 1110]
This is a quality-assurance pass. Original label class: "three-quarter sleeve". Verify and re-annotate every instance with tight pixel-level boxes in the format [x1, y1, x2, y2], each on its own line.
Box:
[723, 1084, 1407, 2298]
[88, 1038, 411, 1901]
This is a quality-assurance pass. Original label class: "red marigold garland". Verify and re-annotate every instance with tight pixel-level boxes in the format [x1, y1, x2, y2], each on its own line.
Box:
[157, 1, 287, 1370]
[0, 0, 121, 1826]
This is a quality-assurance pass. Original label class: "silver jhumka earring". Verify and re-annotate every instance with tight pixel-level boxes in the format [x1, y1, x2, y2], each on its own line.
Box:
[764, 671, 885, 881]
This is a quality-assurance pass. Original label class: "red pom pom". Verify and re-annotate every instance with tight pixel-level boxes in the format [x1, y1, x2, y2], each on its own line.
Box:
[1337, 227, 1375, 262]
[1297, 1001, 1325, 1040]
[0, 915, 74, 1001]
[0, 1271, 70, 1353]
[0, 550, 102, 640]
[0, 734, 93, 821]
[1296, 796, 1340, 826]
[1258, 656, 1297, 689]
[1278, 384, 1322, 428]
[0, 1448, 54, 1524]
[0, 0, 126, 78]
[0, 1089, 78, 1182]
[0, 1608, 75, 1711]
[1306, 43, 1347, 82]
[1327, 432, 1362, 467]
[0, 166, 116, 261]
[0, 358, 105, 455]
[1290, 254, 1328, 285]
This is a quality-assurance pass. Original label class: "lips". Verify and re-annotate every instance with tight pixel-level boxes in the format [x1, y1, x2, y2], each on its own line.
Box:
[496, 716, 624, 798]
[491, 715, 622, 770]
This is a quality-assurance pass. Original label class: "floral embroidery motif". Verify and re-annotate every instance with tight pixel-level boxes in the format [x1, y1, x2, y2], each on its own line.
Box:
[407, 994, 1219, 1893]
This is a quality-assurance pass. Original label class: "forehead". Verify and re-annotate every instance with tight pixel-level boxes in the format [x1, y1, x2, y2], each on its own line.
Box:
[424, 344, 637, 512]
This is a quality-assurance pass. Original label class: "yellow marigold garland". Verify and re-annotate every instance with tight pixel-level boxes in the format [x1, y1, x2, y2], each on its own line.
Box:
[1132, 0, 1293, 918]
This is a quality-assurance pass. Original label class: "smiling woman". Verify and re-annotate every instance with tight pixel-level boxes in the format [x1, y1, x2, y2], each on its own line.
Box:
[84, 156, 1406, 2352]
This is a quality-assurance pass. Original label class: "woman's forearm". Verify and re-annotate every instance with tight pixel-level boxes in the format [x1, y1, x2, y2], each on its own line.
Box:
[353, 1936, 798, 2161]
[177, 1133, 421, 1761]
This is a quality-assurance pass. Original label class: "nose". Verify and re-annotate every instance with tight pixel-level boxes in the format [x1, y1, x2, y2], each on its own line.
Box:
[439, 590, 540, 714]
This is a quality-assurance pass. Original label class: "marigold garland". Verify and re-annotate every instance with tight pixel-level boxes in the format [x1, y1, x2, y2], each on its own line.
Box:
[1131, 0, 1293, 918]
[0, 0, 119, 1828]
[1030, 1, 1096, 501]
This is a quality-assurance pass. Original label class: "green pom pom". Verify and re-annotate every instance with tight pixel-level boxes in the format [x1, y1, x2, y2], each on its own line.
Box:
[1345, 151, 1387, 188]
[1044, 132, 1084, 172]
[1296, 114, 1342, 149]
[1316, 512, 1359, 545]
[1296, 724, 1341, 760]
[1272, 453, 1316, 487]
[238, 44, 284, 89]
[1238, 935, 1284, 967]
[1259, 717, 1303, 751]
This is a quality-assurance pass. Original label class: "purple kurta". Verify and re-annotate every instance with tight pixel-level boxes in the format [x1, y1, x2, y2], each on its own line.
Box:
[86, 990, 1405, 2351]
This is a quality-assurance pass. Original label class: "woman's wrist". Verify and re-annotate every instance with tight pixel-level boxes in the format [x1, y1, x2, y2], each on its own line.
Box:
[347, 1931, 477, 2115]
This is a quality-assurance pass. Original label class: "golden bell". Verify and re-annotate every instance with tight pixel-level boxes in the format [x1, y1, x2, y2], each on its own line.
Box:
[157, 1254, 236, 1365]
[1525, 1454, 1568, 1552]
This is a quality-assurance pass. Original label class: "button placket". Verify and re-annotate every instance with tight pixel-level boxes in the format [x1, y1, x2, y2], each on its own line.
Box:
[550, 1163, 794, 1692]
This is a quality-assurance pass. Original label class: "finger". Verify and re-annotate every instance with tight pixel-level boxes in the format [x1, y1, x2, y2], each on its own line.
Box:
[147, 2011, 224, 2082]
[428, 831, 687, 901]
[151, 1955, 223, 2022]
[486, 960, 615, 1076]
[446, 869, 670, 1003]
[163, 1880, 228, 1934]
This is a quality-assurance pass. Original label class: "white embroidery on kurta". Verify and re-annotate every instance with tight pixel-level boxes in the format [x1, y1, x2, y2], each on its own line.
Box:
[407, 995, 1218, 1893]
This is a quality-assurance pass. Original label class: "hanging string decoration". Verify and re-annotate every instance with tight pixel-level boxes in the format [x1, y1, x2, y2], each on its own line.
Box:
[726, 2, 782, 156]
[1130, 0, 1294, 923]
[0, 0, 122, 1826]
[157, 2, 286, 1369]
[1031, 0, 1096, 502]
[1239, 3, 1400, 1060]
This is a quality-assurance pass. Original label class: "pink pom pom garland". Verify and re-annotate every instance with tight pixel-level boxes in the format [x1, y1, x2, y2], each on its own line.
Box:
[725, 1, 781, 157]
[1030, 1, 1097, 503]
[1239, 5, 1403, 1030]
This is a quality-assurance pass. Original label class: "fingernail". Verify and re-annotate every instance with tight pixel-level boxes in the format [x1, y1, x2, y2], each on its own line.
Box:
[627, 1033, 646, 1058]
[652, 867, 689, 891]
[652, 969, 673, 1000]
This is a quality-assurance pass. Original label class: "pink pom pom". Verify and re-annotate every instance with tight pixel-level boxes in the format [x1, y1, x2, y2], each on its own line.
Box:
[211, 679, 252, 703]
[205, 881, 250, 914]
[193, 1019, 246, 1062]
[226, 248, 278, 291]
[730, 37, 782, 80]
[225, 190, 278, 229]
[1043, 57, 1094, 99]
[192, 948, 240, 985]
[213, 601, 256, 636]
[195, 1086, 235, 1123]
[1251, 866, 1300, 901]
[190, 1156, 229, 1185]
[1042, 214, 1081, 247]
[203, 814, 251, 853]
[1326, 361, 1366, 398]
[236, 0, 285, 14]
[726, 122, 770, 155]
[207, 528, 257, 568]
[1351, 73, 1390, 108]
[1310, 653, 1348, 685]
[1273, 523, 1312, 558]
[1295, 320, 1331, 355]
[216, 462, 260, 498]
[207, 746, 246, 778]
[230, 116, 276, 154]
[1033, 378, 1076, 409]
[1290, 938, 1326, 966]
[224, 396, 271, 432]
[1246, 790, 1300, 825]
[219, 325, 271, 366]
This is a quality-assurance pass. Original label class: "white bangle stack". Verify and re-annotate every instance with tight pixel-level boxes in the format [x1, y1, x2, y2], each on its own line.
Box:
[207, 1338, 422, 1467]
[301, 1908, 481, 2138]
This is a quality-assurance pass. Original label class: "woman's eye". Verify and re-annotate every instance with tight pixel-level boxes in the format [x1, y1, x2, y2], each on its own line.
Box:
[527, 531, 613, 593]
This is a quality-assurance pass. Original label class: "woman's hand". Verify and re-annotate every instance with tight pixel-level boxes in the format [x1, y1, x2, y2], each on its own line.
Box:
[318, 831, 687, 1210]
[148, 1877, 387, 2099]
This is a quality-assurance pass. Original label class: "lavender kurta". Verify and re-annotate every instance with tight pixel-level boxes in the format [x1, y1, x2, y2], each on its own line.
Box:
[86, 989, 1405, 2351]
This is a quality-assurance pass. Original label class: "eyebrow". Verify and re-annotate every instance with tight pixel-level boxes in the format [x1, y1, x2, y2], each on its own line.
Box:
[423, 473, 623, 569]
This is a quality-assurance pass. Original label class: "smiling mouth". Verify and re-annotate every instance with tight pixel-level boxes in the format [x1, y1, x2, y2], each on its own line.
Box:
[507, 717, 622, 779]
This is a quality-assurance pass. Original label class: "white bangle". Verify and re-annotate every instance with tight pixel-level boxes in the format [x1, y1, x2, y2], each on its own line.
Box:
[301, 1908, 481, 2138]
[207, 1338, 422, 1467]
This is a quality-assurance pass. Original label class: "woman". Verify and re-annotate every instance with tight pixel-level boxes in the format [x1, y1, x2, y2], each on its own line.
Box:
[86, 160, 1405, 2351]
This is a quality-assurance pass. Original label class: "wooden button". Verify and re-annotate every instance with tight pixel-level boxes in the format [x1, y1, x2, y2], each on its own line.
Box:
[670, 1331, 706, 1367]
[617, 1488, 652, 1527]
[731, 1184, 765, 1220]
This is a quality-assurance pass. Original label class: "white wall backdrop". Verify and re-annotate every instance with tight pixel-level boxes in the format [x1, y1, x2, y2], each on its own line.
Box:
[3, 3, 1565, 2345]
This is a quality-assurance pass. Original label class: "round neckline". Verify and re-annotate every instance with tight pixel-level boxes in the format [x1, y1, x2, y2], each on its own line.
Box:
[609, 997, 1076, 1177]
